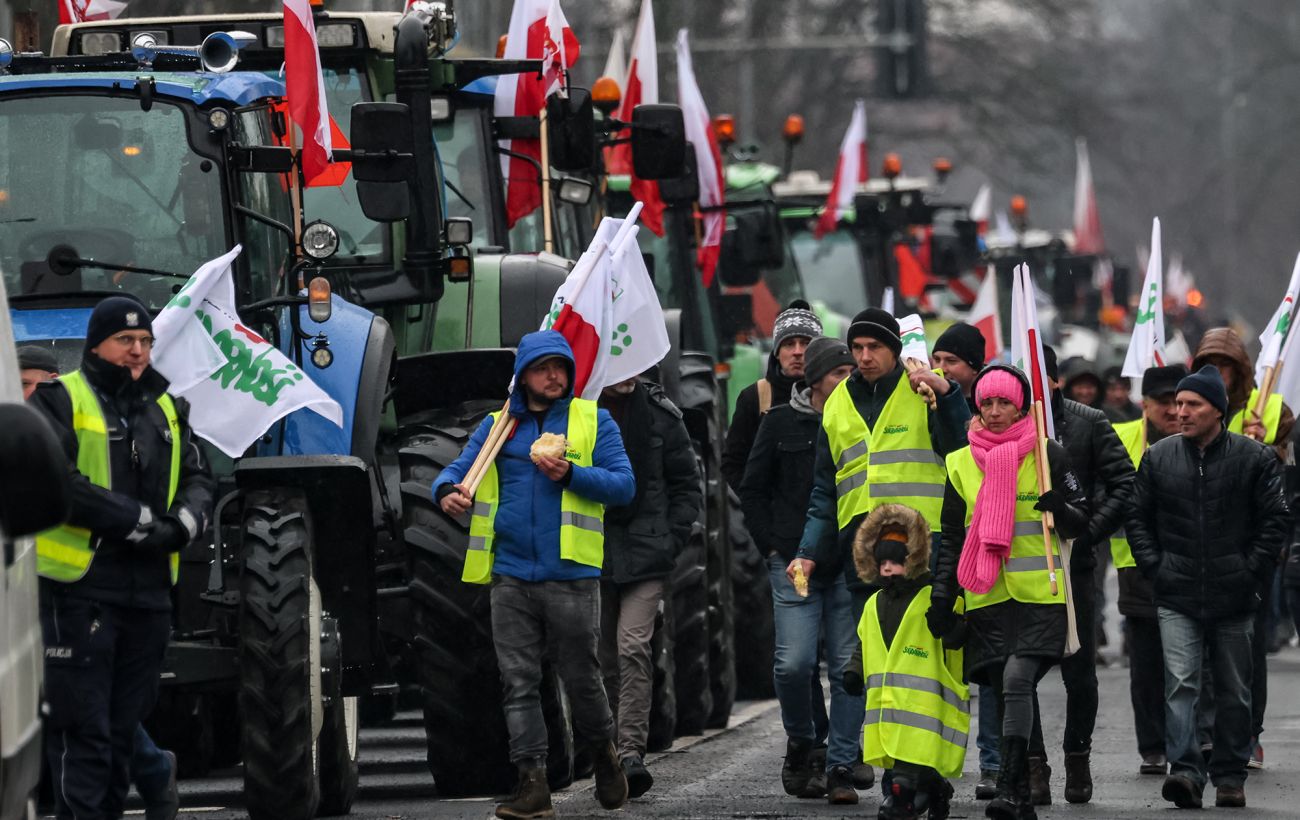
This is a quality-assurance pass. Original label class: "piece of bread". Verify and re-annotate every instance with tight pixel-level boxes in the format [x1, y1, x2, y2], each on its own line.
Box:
[530, 432, 568, 464]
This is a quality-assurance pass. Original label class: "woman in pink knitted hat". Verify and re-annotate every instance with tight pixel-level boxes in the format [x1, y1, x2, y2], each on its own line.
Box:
[928, 365, 1090, 820]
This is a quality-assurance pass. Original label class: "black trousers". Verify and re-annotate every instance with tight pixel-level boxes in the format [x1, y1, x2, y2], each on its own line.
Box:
[1250, 569, 1274, 739]
[1127, 615, 1166, 757]
[41, 592, 170, 820]
[1029, 566, 1098, 756]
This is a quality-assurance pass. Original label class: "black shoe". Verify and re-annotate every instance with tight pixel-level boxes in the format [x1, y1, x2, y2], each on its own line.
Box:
[827, 764, 860, 805]
[781, 738, 813, 797]
[975, 769, 998, 800]
[986, 737, 1034, 820]
[1161, 774, 1203, 809]
[852, 760, 876, 789]
[589, 741, 628, 810]
[622, 755, 653, 799]
[799, 744, 827, 798]
[878, 779, 920, 820]
[928, 778, 954, 820]
[1215, 784, 1246, 808]
[1026, 756, 1051, 806]
[1063, 751, 1092, 804]
[142, 750, 179, 820]
[496, 763, 554, 820]
[1139, 753, 1167, 775]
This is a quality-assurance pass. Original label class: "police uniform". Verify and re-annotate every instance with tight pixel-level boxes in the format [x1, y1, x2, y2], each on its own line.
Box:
[29, 297, 213, 820]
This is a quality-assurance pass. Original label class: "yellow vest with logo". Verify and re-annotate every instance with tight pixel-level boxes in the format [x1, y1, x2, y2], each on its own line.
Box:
[822, 374, 947, 531]
[462, 398, 605, 584]
[946, 446, 1063, 609]
[1228, 389, 1283, 444]
[859, 586, 969, 778]
[1108, 418, 1144, 569]
[36, 370, 181, 584]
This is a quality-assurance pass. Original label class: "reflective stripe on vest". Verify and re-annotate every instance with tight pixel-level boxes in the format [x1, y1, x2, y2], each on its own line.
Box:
[1108, 418, 1144, 570]
[36, 370, 181, 584]
[462, 398, 604, 584]
[1228, 390, 1283, 444]
[823, 375, 946, 531]
[946, 445, 1064, 609]
[859, 586, 969, 778]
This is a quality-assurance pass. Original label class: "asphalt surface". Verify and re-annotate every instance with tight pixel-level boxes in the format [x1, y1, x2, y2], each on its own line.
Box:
[106, 576, 1300, 819]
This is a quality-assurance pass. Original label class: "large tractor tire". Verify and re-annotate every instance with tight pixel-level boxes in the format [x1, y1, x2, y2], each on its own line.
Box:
[396, 402, 574, 797]
[646, 603, 677, 751]
[318, 616, 360, 817]
[729, 495, 775, 701]
[238, 489, 321, 820]
[669, 523, 711, 735]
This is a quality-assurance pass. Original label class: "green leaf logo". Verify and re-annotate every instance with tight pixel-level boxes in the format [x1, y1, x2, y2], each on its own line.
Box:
[611, 323, 632, 356]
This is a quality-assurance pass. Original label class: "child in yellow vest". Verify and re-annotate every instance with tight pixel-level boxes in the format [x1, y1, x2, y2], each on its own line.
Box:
[845, 504, 968, 820]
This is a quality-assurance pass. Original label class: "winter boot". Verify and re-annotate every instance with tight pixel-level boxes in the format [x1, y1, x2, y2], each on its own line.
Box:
[496, 761, 554, 820]
[802, 745, 828, 798]
[985, 737, 1034, 820]
[1013, 749, 1039, 820]
[826, 764, 860, 805]
[1062, 750, 1092, 803]
[589, 741, 628, 810]
[781, 738, 813, 796]
[878, 776, 921, 820]
[1027, 756, 1051, 806]
[622, 755, 653, 799]
[928, 777, 954, 820]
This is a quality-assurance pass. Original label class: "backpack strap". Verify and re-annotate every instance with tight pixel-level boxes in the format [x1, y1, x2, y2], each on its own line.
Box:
[757, 379, 772, 415]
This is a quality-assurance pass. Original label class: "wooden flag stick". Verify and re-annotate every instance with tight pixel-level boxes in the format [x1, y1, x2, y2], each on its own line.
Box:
[1031, 400, 1059, 597]
[903, 358, 938, 409]
[540, 104, 555, 253]
[462, 403, 513, 495]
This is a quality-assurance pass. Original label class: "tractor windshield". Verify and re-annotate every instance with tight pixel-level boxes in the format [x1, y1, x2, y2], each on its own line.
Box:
[0, 95, 225, 310]
[434, 105, 497, 249]
[789, 227, 869, 318]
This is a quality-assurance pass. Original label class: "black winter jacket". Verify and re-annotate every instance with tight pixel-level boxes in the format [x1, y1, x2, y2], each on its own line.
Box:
[1052, 394, 1135, 571]
[1127, 429, 1289, 622]
[600, 381, 702, 584]
[721, 357, 799, 492]
[29, 354, 215, 610]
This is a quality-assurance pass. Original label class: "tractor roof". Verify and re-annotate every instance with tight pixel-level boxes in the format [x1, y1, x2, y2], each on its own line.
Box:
[0, 69, 284, 107]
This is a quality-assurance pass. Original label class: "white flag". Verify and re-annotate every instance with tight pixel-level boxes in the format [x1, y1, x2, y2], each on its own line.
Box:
[1271, 309, 1300, 412]
[1121, 217, 1166, 377]
[1256, 252, 1300, 388]
[897, 313, 928, 364]
[881, 286, 896, 316]
[1010, 263, 1054, 439]
[968, 265, 1003, 363]
[152, 247, 343, 457]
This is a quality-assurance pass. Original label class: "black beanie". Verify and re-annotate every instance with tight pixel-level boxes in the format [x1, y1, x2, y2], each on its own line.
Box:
[1176, 364, 1229, 419]
[84, 296, 152, 354]
[803, 336, 854, 386]
[846, 308, 902, 356]
[932, 322, 986, 371]
[1043, 345, 1059, 381]
[874, 536, 909, 566]
[16, 345, 58, 373]
[1141, 364, 1189, 398]
[772, 299, 822, 352]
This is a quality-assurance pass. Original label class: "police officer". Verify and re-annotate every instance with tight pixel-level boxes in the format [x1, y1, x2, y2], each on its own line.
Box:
[29, 296, 214, 820]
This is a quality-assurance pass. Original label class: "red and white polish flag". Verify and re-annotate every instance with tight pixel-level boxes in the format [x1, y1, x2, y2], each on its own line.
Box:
[606, 0, 666, 235]
[968, 264, 1004, 363]
[494, 0, 580, 227]
[675, 29, 725, 287]
[60, 0, 127, 23]
[1072, 138, 1105, 254]
[1010, 263, 1055, 439]
[969, 184, 992, 236]
[284, 0, 334, 184]
[815, 99, 868, 238]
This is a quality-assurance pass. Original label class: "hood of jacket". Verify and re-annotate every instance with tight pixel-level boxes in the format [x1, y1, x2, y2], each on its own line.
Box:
[510, 330, 576, 414]
[853, 503, 931, 583]
[1191, 328, 1253, 415]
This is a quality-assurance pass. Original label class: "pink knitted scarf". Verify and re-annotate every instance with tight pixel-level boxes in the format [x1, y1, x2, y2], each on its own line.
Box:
[957, 415, 1038, 594]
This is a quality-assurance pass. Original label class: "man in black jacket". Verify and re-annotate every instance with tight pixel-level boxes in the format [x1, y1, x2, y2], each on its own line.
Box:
[1022, 347, 1135, 805]
[740, 337, 854, 800]
[722, 300, 821, 491]
[597, 376, 701, 798]
[29, 296, 214, 820]
[1128, 365, 1289, 810]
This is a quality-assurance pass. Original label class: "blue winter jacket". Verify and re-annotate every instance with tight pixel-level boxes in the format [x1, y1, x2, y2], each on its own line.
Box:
[432, 330, 636, 581]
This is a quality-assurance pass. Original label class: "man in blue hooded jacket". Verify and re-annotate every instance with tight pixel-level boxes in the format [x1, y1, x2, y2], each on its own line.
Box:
[435, 330, 636, 819]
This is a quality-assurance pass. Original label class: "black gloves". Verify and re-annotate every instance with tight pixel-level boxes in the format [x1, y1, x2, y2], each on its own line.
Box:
[842, 666, 865, 697]
[1034, 489, 1067, 515]
[136, 517, 189, 553]
[926, 599, 958, 640]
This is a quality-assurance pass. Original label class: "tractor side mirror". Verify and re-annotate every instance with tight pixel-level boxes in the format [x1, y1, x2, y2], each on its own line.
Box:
[657, 146, 699, 205]
[630, 104, 686, 180]
[0, 403, 69, 538]
[718, 292, 755, 339]
[547, 89, 595, 172]
[715, 228, 761, 288]
[733, 204, 785, 270]
[350, 102, 416, 223]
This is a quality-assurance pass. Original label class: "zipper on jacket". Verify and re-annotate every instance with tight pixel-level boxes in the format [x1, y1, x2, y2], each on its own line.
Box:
[1195, 446, 1206, 612]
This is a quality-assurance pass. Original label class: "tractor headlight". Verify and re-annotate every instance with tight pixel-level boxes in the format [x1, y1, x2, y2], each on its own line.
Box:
[302, 220, 340, 261]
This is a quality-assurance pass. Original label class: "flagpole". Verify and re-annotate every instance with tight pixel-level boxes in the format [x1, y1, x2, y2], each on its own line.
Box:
[288, 116, 305, 270]
[540, 104, 555, 253]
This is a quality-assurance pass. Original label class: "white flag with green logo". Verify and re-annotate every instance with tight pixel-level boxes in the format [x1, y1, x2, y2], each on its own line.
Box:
[897, 313, 928, 363]
[1255, 252, 1300, 389]
[151, 246, 343, 457]
[1121, 217, 1166, 377]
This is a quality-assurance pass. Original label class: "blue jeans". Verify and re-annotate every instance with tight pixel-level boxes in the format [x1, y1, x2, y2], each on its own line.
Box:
[976, 685, 1001, 771]
[768, 557, 863, 771]
[1157, 607, 1254, 789]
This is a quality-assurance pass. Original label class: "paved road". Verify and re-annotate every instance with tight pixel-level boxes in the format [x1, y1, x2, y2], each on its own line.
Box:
[114, 641, 1300, 819]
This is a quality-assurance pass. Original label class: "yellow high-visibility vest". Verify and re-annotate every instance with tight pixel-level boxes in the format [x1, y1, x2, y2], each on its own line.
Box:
[1228, 389, 1283, 444]
[859, 585, 969, 778]
[822, 374, 946, 531]
[36, 370, 181, 584]
[462, 398, 605, 584]
[1108, 419, 1144, 569]
[946, 446, 1064, 608]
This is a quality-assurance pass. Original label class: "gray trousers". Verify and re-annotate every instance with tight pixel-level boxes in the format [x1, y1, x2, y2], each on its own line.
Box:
[599, 578, 665, 759]
[491, 576, 614, 763]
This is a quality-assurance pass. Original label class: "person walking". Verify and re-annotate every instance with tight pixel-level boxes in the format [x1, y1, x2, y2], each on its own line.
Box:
[28, 296, 214, 820]
[930, 365, 1090, 820]
[596, 374, 701, 798]
[792, 308, 971, 804]
[740, 336, 855, 800]
[1109, 364, 1187, 777]
[434, 330, 635, 819]
[1020, 346, 1135, 805]
[1127, 365, 1289, 809]
[845, 504, 968, 820]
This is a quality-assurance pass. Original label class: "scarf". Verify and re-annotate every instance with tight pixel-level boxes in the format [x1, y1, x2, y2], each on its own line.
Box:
[957, 415, 1038, 594]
